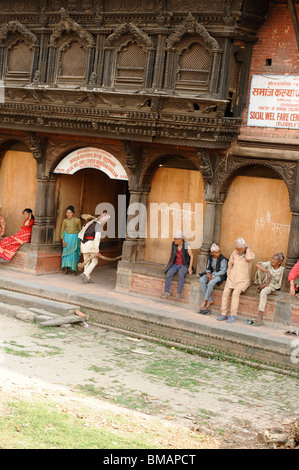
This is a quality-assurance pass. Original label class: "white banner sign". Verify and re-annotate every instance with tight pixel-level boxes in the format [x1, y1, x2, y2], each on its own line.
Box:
[247, 74, 299, 129]
[54, 147, 128, 180]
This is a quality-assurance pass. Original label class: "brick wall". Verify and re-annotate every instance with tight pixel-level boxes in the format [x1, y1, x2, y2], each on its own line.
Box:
[239, 2, 299, 141]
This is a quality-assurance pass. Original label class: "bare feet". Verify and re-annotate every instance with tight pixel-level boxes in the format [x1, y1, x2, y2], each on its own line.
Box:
[199, 301, 208, 309]
[256, 312, 264, 324]
[206, 300, 213, 308]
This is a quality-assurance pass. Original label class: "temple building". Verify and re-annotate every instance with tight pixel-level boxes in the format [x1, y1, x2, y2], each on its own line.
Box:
[0, 0, 298, 305]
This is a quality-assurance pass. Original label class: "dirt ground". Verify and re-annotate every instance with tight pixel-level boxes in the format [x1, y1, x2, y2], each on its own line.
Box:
[1, 312, 298, 449]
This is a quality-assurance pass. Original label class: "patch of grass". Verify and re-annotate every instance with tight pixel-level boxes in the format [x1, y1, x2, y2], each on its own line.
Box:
[33, 343, 63, 356]
[0, 399, 159, 449]
[144, 358, 211, 390]
[77, 384, 161, 414]
[89, 365, 113, 373]
[3, 347, 32, 357]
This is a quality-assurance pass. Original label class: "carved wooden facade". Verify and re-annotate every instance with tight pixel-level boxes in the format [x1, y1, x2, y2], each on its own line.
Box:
[1, 0, 297, 280]
[0, 1, 269, 147]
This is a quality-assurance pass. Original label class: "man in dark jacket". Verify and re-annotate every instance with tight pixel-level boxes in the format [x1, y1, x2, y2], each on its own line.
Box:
[162, 230, 193, 299]
[199, 243, 228, 314]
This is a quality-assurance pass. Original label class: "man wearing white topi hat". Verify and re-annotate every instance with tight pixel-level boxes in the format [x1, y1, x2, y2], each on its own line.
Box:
[218, 237, 255, 323]
[198, 243, 228, 314]
[162, 230, 193, 299]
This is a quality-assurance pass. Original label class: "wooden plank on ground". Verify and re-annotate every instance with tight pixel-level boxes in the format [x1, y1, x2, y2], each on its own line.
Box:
[39, 315, 85, 327]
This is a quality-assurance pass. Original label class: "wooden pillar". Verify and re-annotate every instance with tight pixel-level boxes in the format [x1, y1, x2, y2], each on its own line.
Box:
[196, 183, 219, 275]
[286, 162, 299, 269]
[122, 189, 149, 262]
[151, 30, 167, 91]
[31, 176, 57, 246]
[281, 162, 299, 289]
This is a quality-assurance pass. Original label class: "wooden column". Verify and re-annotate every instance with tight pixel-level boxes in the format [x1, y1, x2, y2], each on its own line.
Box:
[122, 189, 149, 262]
[31, 176, 57, 246]
[282, 162, 299, 289]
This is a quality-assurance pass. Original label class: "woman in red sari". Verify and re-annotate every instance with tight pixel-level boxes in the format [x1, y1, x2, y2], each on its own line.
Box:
[0, 208, 34, 262]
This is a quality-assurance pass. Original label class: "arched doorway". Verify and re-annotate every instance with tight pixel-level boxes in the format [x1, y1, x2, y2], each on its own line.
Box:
[53, 147, 129, 263]
[219, 166, 291, 277]
[144, 159, 205, 269]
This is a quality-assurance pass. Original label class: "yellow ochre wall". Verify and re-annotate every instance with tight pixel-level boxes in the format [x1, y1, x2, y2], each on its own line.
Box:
[0, 150, 37, 236]
[219, 175, 291, 276]
[145, 167, 205, 267]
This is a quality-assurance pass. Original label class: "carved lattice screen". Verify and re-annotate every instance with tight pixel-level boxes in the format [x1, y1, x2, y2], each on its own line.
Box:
[5, 40, 32, 84]
[57, 40, 88, 85]
[175, 43, 212, 94]
[114, 42, 146, 91]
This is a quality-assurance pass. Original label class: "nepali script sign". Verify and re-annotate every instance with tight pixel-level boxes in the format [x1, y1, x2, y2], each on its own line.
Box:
[247, 74, 299, 129]
[54, 147, 128, 180]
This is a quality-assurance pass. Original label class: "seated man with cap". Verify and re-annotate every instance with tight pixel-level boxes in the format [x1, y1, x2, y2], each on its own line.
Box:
[162, 230, 193, 299]
[199, 243, 228, 315]
[78, 212, 110, 284]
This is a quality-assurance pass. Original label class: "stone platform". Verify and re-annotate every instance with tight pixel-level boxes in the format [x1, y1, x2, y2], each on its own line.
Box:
[0, 262, 298, 374]
[116, 261, 299, 327]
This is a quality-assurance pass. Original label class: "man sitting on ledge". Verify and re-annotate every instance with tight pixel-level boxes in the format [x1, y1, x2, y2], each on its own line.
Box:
[245, 252, 285, 326]
[198, 243, 228, 315]
[162, 230, 193, 299]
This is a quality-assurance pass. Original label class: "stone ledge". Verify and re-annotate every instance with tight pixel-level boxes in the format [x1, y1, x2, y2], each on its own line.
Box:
[116, 261, 299, 327]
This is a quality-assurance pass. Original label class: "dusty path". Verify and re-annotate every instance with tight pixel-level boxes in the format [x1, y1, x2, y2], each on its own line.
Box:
[1, 313, 298, 449]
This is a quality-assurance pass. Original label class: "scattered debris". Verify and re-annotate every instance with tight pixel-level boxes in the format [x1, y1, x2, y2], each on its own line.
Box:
[126, 337, 143, 343]
[73, 309, 89, 321]
[258, 418, 299, 448]
[131, 348, 154, 356]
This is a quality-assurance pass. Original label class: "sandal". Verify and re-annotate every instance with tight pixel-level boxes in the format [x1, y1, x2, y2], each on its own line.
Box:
[284, 329, 299, 336]
[245, 319, 254, 325]
[198, 309, 211, 315]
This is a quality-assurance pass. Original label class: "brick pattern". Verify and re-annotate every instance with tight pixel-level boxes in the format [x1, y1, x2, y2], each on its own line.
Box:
[291, 305, 299, 326]
[239, 3, 299, 141]
[128, 270, 290, 323]
[129, 273, 192, 304]
[0, 247, 121, 273]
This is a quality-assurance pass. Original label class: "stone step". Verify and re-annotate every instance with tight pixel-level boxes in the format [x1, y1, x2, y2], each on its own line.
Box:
[0, 288, 79, 316]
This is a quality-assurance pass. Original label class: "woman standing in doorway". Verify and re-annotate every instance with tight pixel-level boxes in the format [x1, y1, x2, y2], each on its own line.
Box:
[60, 205, 81, 275]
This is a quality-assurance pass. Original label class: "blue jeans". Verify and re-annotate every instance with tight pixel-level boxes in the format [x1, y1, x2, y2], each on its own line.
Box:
[165, 264, 188, 294]
[199, 274, 221, 301]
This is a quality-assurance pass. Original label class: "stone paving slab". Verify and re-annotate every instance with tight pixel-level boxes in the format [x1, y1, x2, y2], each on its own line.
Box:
[0, 267, 298, 373]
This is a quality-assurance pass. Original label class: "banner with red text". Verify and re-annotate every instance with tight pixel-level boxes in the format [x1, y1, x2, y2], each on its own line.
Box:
[54, 147, 128, 180]
[247, 74, 299, 129]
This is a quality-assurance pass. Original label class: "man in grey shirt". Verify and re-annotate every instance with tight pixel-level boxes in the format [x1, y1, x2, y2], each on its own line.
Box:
[199, 243, 228, 314]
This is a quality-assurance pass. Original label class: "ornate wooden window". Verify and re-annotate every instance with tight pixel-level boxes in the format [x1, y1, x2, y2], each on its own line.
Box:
[175, 41, 212, 94]
[5, 37, 33, 85]
[57, 38, 88, 86]
[114, 40, 147, 91]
